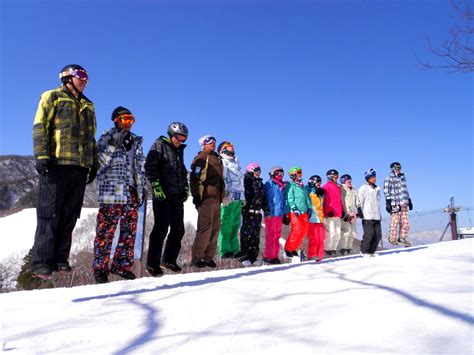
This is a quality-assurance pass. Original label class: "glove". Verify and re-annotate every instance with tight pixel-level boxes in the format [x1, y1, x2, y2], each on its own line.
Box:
[328, 211, 334, 218]
[357, 207, 364, 219]
[192, 196, 201, 209]
[35, 159, 50, 175]
[306, 208, 313, 218]
[408, 199, 413, 211]
[293, 210, 301, 217]
[342, 213, 351, 222]
[182, 186, 190, 202]
[112, 130, 128, 147]
[86, 167, 97, 185]
[151, 180, 166, 201]
[385, 200, 392, 214]
[282, 214, 291, 225]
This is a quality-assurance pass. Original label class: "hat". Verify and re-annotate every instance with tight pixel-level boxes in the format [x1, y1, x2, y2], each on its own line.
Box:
[364, 168, 376, 180]
[111, 106, 132, 121]
[199, 135, 216, 147]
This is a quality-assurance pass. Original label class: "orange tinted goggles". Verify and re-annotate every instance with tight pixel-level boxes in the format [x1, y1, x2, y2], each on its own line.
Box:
[115, 114, 135, 124]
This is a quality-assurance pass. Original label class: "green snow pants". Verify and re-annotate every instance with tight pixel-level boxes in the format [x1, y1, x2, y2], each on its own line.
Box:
[218, 200, 242, 256]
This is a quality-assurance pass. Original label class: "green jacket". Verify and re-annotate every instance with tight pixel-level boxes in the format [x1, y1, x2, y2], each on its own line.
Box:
[32, 86, 98, 169]
[285, 180, 311, 213]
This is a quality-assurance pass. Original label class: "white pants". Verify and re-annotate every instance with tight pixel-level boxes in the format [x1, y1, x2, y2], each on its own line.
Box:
[338, 220, 357, 250]
[324, 217, 341, 251]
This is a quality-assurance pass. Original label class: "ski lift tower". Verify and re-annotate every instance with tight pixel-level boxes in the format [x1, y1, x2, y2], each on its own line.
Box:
[441, 196, 462, 241]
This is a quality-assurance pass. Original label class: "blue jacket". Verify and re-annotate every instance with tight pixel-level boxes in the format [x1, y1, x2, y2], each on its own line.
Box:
[264, 179, 288, 217]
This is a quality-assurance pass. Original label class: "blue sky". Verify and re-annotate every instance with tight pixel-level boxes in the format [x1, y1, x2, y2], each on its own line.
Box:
[1, 0, 472, 215]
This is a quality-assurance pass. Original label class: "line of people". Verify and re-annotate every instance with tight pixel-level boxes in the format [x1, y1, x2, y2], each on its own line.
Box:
[30, 64, 413, 283]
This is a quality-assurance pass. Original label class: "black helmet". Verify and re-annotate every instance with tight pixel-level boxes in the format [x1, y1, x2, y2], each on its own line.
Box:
[340, 174, 352, 184]
[326, 169, 339, 178]
[167, 122, 188, 137]
[59, 64, 88, 83]
[308, 175, 322, 187]
[390, 162, 402, 170]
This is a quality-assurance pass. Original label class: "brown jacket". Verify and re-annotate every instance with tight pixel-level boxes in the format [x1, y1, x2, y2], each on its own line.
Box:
[190, 150, 225, 202]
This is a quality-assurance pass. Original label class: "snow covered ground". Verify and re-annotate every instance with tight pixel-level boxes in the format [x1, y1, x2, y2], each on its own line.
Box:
[2, 239, 473, 354]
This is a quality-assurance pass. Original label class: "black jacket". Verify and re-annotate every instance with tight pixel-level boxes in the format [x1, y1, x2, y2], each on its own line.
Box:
[243, 172, 267, 212]
[145, 136, 188, 196]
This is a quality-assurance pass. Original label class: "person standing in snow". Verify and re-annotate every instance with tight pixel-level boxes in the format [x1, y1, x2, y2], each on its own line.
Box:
[322, 169, 343, 257]
[92, 107, 146, 283]
[237, 163, 267, 266]
[190, 135, 225, 268]
[338, 174, 362, 255]
[284, 166, 311, 258]
[384, 162, 413, 246]
[144, 122, 189, 277]
[305, 175, 326, 262]
[358, 169, 382, 256]
[262, 166, 288, 264]
[31, 64, 98, 279]
[217, 141, 245, 258]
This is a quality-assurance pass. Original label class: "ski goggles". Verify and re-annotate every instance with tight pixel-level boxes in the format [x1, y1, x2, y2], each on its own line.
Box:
[203, 136, 216, 145]
[174, 135, 187, 143]
[115, 114, 135, 125]
[291, 169, 303, 175]
[59, 68, 89, 82]
[391, 165, 401, 170]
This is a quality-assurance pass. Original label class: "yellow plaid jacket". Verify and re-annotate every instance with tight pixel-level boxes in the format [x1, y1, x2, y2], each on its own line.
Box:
[33, 86, 97, 169]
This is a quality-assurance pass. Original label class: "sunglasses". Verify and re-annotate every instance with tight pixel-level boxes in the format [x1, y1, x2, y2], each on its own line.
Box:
[203, 136, 216, 145]
[115, 114, 135, 125]
[175, 135, 187, 143]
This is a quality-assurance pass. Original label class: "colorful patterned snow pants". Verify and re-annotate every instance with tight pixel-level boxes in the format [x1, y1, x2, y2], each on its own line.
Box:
[92, 202, 138, 273]
[389, 205, 410, 240]
[307, 223, 325, 260]
[239, 211, 262, 263]
[263, 216, 283, 259]
[285, 212, 309, 252]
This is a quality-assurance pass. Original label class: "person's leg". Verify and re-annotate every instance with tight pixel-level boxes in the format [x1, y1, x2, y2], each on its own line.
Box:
[162, 196, 185, 264]
[360, 220, 374, 254]
[229, 201, 242, 254]
[218, 203, 233, 256]
[399, 206, 410, 240]
[389, 212, 401, 243]
[111, 203, 138, 273]
[205, 198, 222, 261]
[92, 203, 121, 272]
[147, 199, 171, 270]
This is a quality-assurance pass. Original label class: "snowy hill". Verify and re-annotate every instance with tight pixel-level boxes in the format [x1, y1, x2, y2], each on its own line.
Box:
[2, 239, 473, 354]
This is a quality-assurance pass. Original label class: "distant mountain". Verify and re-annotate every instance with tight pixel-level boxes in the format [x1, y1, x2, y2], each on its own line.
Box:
[0, 155, 98, 216]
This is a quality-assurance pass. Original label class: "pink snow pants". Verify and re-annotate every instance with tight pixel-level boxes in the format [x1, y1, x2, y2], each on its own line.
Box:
[307, 223, 325, 260]
[264, 216, 283, 259]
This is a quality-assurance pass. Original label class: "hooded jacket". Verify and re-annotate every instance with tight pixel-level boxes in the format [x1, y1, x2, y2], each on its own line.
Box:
[322, 180, 343, 218]
[190, 150, 225, 202]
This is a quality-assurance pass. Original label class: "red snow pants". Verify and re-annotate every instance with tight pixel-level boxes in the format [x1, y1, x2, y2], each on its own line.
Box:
[284, 212, 309, 252]
[263, 216, 283, 259]
[307, 223, 325, 260]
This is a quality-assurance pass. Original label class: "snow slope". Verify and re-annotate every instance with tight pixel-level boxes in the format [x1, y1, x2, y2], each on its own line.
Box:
[2, 239, 473, 354]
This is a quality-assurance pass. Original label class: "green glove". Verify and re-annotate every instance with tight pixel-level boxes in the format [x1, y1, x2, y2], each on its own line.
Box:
[151, 180, 166, 201]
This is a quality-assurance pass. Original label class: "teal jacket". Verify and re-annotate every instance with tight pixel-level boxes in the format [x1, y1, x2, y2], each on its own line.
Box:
[285, 180, 311, 213]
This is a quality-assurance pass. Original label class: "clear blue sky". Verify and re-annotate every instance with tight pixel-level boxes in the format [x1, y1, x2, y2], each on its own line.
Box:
[1, 0, 473, 214]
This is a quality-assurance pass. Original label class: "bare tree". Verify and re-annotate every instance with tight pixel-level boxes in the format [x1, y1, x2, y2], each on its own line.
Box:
[416, 0, 474, 73]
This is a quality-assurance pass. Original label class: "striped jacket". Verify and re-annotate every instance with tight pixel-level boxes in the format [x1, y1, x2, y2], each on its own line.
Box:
[383, 172, 410, 212]
[96, 127, 146, 205]
[32, 86, 97, 169]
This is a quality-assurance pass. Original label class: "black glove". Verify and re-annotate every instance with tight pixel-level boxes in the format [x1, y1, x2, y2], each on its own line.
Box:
[307, 208, 312, 218]
[35, 159, 50, 175]
[282, 214, 290, 225]
[192, 196, 201, 209]
[342, 214, 351, 222]
[385, 200, 392, 214]
[408, 199, 413, 211]
[86, 167, 97, 185]
[328, 211, 334, 218]
[357, 207, 364, 219]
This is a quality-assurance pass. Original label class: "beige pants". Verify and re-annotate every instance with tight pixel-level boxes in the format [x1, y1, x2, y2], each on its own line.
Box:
[324, 217, 341, 251]
[192, 197, 221, 262]
[338, 220, 357, 250]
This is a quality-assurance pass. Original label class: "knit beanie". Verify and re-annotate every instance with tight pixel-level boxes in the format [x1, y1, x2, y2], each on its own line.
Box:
[111, 106, 132, 121]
